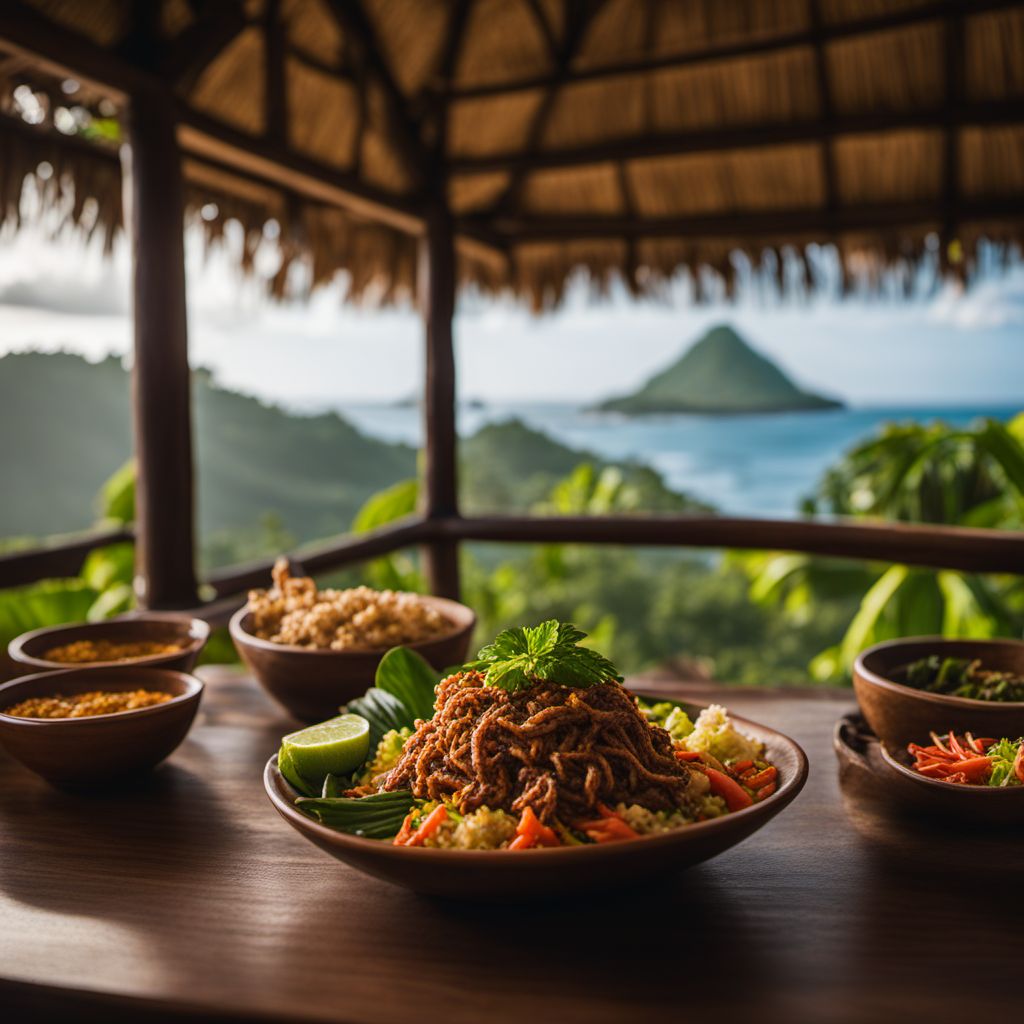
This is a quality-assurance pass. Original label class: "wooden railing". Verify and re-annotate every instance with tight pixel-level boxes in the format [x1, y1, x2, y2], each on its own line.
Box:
[3, 513, 1023, 630]
[6, 513, 1022, 597]
[0, 528, 134, 589]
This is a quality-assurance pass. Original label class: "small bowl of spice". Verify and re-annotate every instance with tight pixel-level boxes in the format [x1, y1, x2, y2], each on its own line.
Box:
[8, 612, 210, 675]
[230, 559, 475, 721]
[0, 666, 203, 787]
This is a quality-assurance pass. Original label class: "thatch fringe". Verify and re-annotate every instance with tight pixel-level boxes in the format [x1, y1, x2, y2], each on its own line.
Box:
[0, 116, 122, 252]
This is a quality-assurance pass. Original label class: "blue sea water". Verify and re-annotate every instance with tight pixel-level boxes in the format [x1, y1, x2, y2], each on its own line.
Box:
[339, 403, 1021, 519]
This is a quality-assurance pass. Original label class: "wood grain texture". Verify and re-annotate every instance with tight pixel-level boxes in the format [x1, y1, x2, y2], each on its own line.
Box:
[1, 669, 1020, 1022]
[126, 87, 198, 610]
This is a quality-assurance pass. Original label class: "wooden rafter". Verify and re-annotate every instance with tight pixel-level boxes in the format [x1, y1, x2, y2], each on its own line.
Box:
[161, 0, 249, 93]
[522, 0, 559, 62]
[442, 0, 1020, 100]
[325, 0, 429, 188]
[468, 198, 1023, 242]
[432, 0, 473, 154]
[0, 1, 506, 262]
[449, 101, 1023, 176]
[490, 0, 608, 217]
[809, 0, 837, 222]
[943, 2, 966, 271]
[264, 0, 286, 144]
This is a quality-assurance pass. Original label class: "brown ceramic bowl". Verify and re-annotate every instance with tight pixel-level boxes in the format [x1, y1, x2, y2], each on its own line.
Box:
[0, 666, 203, 787]
[853, 636, 1024, 749]
[263, 702, 808, 898]
[8, 612, 210, 675]
[834, 714, 1024, 825]
[230, 596, 476, 722]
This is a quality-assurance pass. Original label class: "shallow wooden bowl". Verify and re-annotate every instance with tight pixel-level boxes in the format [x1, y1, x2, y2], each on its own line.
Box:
[853, 637, 1024, 749]
[8, 613, 210, 675]
[834, 713, 1024, 825]
[263, 702, 808, 898]
[0, 666, 203, 787]
[230, 597, 476, 722]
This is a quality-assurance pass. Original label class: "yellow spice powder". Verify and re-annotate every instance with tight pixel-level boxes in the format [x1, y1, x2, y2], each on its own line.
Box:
[4, 690, 173, 719]
[42, 639, 184, 664]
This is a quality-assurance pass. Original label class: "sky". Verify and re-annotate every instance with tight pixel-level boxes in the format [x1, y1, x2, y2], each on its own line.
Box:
[1, 218, 1022, 410]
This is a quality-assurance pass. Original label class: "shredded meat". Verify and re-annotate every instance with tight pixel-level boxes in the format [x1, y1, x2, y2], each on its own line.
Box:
[378, 672, 704, 823]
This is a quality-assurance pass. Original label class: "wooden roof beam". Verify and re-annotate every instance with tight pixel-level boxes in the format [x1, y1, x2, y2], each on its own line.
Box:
[443, 0, 1020, 100]
[0, 1, 504, 263]
[324, 0, 430, 188]
[448, 102, 1024, 175]
[471, 198, 1024, 242]
[490, 0, 609, 216]
[162, 0, 249, 93]
[809, 0, 838, 225]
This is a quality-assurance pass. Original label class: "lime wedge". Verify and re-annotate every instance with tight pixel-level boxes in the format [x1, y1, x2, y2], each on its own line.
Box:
[281, 714, 370, 787]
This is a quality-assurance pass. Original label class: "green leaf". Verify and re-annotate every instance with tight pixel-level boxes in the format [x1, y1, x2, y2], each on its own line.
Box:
[839, 565, 908, 670]
[374, 646, 440, 724]
[295, 790, 416, 839]
[471, 619, 623, 692]
[346, 687, 414, 750]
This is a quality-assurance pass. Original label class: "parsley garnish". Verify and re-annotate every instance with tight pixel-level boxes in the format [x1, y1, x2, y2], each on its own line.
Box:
[468, 620, 623, 693]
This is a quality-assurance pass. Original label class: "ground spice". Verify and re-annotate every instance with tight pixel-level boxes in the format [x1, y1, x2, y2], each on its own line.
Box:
[42, 639, 184, 664]
[4, 690, 173, 719]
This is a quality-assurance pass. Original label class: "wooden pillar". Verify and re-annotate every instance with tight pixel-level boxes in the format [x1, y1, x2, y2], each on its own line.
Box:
[419, 198, 461, 600]
[124, 88, 198, 609]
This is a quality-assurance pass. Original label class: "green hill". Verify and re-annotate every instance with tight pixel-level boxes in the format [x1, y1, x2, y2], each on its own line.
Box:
[0, 352, 415, 565]
[594, 324, 843, 415]
[0, 352, 704, 570]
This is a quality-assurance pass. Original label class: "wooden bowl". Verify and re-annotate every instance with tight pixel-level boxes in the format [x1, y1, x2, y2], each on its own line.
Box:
[834, 713, 1024, 825]
[0, 666, 203, 787]
[8, 613, 210, 675]
[230, 597, 476, 722]
[853, 637, 1024, 749]
[263, 702, 808, 898]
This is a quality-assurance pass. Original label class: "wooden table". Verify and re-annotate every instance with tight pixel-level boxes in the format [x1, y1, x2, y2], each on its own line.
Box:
[1, 668, 1020, 1024]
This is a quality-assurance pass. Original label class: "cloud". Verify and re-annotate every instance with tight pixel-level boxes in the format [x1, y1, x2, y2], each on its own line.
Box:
[0, 273, 128, 316]
[926, 267, 1024, 330]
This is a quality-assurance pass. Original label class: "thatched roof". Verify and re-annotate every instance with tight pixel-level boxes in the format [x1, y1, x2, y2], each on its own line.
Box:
[1, 0, 1023, 307]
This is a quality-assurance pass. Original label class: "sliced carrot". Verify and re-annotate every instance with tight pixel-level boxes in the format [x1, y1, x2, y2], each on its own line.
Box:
[509, 832, 536, 850]
[704, 767, 753, 812]
[675, 750, 703, 762]
[405, 805, 448, 847]
[1014, 743, 1024, 784]
[732, 760, 755, 773]
[755, 782, 776, 801]
[515, 806, 559, 847]
[393, 812, 416, 846]
[741, 766, 777, 790]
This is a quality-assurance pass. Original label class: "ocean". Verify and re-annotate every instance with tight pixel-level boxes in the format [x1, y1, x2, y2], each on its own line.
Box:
[339, 403, 1022, 518]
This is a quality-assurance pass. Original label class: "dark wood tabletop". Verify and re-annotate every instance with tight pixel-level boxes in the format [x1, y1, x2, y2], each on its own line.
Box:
[1, 668, 1020, 1024]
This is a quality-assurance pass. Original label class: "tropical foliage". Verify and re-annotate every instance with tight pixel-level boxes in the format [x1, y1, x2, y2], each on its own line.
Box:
[0, 461, 136, 652]
[740, 415, 1024, 681]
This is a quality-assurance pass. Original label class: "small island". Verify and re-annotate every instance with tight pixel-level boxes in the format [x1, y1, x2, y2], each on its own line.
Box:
[592, 325, 844, 415]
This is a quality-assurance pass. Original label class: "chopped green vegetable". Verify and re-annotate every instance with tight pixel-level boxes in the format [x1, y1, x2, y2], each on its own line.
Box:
[295, 790, 416, 839]
[901, 656, 1024, 703]
[682, 704, 762, 764]
[468, 620, 623, 693]
[663, 707, 694, 741]
[985, 737, 1024, 787]
[640, 701, 677, 725]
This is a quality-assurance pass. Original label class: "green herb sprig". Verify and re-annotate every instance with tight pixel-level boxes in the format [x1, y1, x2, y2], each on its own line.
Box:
[467, 620, 623, 693]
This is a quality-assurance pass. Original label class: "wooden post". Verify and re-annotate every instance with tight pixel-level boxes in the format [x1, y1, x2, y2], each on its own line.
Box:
[419, 199, 461, 600]
[124, 87, 199, 609]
